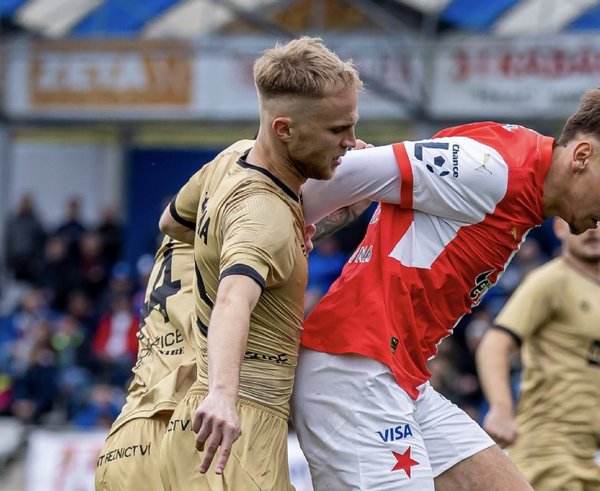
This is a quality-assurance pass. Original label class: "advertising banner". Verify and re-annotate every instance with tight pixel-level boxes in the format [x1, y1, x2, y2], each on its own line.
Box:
[25, 429, 313, 490]
[428, 35, 600, 119]
[4, 37, 419, 120]
[6, 39, 195, 119]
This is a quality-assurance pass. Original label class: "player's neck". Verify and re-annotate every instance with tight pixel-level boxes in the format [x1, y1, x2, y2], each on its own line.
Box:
[542, 146, 570, 220]
[563, 252, 600, 284]
[245, 141, 304, 195]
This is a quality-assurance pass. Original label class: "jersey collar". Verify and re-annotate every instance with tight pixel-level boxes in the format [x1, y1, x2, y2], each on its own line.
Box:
[236, 149, 300, 203]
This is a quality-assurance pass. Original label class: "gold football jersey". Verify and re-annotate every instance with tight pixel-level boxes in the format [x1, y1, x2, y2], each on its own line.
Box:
[495, 257, 600, 460]
[109, 236, 195, 435]
[173, 140, 308, 417]
[109, 142, 252, 435]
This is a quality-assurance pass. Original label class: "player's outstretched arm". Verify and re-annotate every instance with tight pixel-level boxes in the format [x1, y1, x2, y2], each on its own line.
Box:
[193, 274, 261, 474]
[476, 328, 519, 447]
[301, 144, 401, 225]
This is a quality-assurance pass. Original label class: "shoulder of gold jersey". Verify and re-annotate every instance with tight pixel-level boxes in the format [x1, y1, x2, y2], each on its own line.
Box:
[223, 139, 255, 154]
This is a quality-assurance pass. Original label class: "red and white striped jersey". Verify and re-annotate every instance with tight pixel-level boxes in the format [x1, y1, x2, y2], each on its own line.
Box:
[301, 122, 554, 399]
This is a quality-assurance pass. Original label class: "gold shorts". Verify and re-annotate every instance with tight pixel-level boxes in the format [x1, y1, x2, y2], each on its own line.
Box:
[160, 387, 294, 491]
[510, 449, 600, 491]
[95, 413, 171, 491]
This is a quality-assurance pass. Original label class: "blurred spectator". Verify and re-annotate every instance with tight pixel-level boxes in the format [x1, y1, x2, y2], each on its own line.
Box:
[132, 253, 154, 314]
[55, 196, 87, 261]
[72, 383, 123, 429]
[11, 335, 58, 424]
[91, 294, 139, 386]
[37, 235, 81, 310]
[64, 289, 96, 349]
[78, 231, 110, 301]
[0, 372, 12, 414]
[305, 237, 347, 314]
[96, 205, 124, 268]
[4, 193, 46, 282]
[428, 337, 482, 421]
[96, 262, 134, 314]
[0, 287, 52, 374]
[480, 238, 547, 317]
[53, 314, 93, 419]
[526, 218, 561, 258]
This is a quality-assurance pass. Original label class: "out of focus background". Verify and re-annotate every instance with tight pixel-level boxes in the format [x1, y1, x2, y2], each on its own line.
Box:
[0, 0, 598, 489]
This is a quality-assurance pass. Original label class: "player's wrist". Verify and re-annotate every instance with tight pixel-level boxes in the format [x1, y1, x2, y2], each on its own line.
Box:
[489, 401, 513, 415]
[208, 384, 239, 402]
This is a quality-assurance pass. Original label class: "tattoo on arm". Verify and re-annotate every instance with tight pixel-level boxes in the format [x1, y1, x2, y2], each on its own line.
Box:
[313, 199, 372, 244]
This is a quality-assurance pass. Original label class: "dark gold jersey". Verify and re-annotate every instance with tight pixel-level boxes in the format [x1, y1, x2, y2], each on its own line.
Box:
[109, 236, 195, 435]
[495, 257, 600, 460]
[172, 140, 307, 417]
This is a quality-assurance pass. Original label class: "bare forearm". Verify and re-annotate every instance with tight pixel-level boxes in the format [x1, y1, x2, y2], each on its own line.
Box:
[206, 275, 261, 398]
[476, 331, 516, 411]
[313, 199, 371, 244]
[206, 301, 250, 399]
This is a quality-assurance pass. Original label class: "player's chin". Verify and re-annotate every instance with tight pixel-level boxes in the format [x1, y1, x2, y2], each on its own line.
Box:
[311, 166, 335, 181]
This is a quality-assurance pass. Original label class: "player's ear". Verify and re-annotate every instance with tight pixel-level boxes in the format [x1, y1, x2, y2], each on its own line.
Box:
[572, 140, 593, 173]
[552, 217, 569, 240]
[272, 117, 292, 142]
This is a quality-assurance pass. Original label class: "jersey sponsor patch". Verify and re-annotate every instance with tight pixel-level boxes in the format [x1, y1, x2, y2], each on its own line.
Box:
[470, 269, 496, 306]
[244, 350, 290, 365]
[166, 418, 192, 433]
[376, 424, 413, 443]
[97, 443, 152, 466]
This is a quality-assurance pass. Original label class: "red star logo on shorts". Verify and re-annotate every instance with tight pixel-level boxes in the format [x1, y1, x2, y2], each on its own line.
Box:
[390, 447, 419, 477]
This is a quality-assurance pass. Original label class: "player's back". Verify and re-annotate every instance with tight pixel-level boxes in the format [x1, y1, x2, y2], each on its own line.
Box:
[109, 237, 195, 435]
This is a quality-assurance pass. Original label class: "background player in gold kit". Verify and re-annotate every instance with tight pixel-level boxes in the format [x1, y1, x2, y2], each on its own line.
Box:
[95, 236, 196, 490]
[477, 218, 600, 491]
[95, 141, 253, 490]
[158, 37, 362, 489]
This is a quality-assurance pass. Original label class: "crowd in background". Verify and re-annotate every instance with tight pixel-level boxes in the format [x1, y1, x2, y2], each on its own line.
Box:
[0, 193, 561, 429]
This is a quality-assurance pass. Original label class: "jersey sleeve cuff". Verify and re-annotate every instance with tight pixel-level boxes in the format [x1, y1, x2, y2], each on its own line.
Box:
[220, 264, 265, 291]
[170, 194, 196, 230]
[492, 324, 522, 347]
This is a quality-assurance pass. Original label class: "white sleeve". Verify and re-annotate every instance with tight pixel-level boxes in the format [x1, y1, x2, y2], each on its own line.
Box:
[301, 145, 401, 225]
[405, 137, 509, 222]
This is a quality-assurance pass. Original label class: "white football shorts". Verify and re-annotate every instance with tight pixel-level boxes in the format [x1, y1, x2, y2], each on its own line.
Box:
[291, 347, 494, 490]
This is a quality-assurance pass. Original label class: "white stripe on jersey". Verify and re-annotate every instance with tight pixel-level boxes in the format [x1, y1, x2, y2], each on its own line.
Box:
[390, 137, 509, 267]
[406, 137, 508, 222]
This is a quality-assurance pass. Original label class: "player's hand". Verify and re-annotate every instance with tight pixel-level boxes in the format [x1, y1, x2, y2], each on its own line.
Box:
[192, 392, 242, 474]
[354, 139, 374, 150]
[482, 406, 518, 448]
[305, 224, 316, 254]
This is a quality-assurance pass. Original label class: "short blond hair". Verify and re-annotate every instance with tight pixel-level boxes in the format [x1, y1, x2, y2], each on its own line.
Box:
[253, 36, 362, 99]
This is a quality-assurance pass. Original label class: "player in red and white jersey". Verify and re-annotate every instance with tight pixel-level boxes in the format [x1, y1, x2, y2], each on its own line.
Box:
[294, 88, 600, 490]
